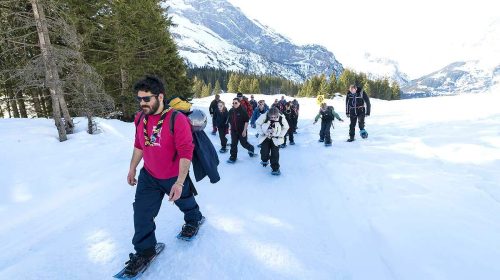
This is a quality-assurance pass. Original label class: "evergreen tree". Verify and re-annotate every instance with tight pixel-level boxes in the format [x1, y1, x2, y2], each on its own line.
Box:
[193, 77, 205, 98]
[390, 81, 401, 100]
[238, 78, 252, 94]
[213, 80, 222, 95]
[250, 78, 261, 94]
[201, 82, 212, 97]
[227, 73, 239, 93]
[318, 76, 330, 98]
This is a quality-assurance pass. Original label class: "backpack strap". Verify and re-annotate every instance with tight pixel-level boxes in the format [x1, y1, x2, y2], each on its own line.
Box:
[169, 110, 179, 135]
[170, 110, 180, 162]
[134, 111, 145, 135]
[135, 111, 144, 127]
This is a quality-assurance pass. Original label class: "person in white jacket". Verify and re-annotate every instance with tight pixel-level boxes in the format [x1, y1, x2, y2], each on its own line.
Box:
[256, 107, 289, 175]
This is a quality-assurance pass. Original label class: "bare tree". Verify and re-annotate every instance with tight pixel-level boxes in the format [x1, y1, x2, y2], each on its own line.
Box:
[30, 0, 73, 141]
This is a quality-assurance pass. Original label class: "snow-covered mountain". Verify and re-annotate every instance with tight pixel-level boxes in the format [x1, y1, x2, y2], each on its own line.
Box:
[165, 0, 343, 82]
[402, 19, 499, 98]
[402, 61, 499, 98]
[353, 53, 411, 87]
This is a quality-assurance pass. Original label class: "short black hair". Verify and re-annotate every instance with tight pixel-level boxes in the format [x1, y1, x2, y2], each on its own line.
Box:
[133, 75, 165, 96]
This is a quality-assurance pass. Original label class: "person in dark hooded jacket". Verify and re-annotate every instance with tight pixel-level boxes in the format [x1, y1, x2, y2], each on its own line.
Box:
[345, 85, 371, 142]
[209, 94, 220, 135]
[282, 102, 298, 146]
[227, 98, 255, 163]
[214, 100, 229, 153]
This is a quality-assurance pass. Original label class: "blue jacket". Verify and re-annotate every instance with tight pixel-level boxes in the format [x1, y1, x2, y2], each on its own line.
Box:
[250, 104, 269, 125]
[192, 130, 220, 184]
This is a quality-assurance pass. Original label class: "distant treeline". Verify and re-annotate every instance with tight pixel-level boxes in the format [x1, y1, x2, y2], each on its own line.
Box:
[188, 67, 300, 97]
[189, 67, 401, 100]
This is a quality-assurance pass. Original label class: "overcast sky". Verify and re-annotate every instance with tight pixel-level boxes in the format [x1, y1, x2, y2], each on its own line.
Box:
[228, 0, 499, 79]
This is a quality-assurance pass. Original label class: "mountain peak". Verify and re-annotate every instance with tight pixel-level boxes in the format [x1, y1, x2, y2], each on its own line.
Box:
[165, 0, 343, 82]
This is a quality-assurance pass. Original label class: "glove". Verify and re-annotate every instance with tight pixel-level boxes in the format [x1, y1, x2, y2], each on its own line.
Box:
[313, 121, 317, 125]
[346, 114, 350, 118]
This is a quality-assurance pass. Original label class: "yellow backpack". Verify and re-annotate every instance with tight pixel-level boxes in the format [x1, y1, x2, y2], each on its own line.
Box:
[168, 97, 192, 113]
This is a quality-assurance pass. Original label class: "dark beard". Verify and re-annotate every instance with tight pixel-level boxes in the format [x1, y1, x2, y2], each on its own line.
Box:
[142, 98, 160, 115]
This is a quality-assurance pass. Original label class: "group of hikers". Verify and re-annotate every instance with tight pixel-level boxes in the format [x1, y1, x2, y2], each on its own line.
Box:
[208, 84, 371, 175]
[120, 75, 371, 277]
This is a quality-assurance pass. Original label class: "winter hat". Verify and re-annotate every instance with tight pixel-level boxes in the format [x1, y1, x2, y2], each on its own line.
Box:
[236, 92, 243, 98]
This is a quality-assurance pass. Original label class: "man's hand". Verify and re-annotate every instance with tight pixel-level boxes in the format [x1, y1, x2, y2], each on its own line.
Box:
[169, 181, 183, 202]
[346, 113, 350, 118]
[242, 129, 247, 137]
[127, 169, 137, 186]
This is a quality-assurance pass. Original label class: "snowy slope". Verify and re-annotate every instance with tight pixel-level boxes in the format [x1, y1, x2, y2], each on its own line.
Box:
[1, 91, 500, 279]
[165, 0, 343, 82]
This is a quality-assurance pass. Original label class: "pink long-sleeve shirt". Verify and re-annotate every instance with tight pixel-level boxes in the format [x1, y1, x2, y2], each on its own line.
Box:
[134, 110, 194, 179]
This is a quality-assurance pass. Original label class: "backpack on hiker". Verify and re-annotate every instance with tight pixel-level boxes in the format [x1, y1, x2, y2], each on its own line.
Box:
[135, 96, 220, 184]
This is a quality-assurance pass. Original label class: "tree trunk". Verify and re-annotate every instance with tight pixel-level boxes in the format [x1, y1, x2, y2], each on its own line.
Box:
[87, 113, 94, 134]
[31, 90, 43, 118]
[40, 90, 50, 117]
[6, 97, 12, 118]
[120, 67, 128, 97]
[31, 0, 68, 141]
[17, 92, 28, 118]
[8, 92, 20, 118]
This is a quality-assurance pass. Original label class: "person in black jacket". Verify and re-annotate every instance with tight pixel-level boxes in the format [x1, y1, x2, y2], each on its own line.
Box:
[227, 98, 255, 163]
[282, 102, 298, 147]
[209, 94, 220, 135]
[346, 85, 371, 142]
[249, 95, 258, 111]
[214, 100, 229, 153]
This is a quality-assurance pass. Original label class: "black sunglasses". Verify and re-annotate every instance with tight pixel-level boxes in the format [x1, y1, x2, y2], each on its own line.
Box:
[136, 95, 157, 103]
[232, 102, 239, 105]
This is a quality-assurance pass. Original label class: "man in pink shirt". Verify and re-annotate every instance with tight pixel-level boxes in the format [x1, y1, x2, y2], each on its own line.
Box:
[124, 76, 204, 276]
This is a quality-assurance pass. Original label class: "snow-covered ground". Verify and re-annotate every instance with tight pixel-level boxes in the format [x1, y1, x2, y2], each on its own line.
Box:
[1, 91, 500, 280]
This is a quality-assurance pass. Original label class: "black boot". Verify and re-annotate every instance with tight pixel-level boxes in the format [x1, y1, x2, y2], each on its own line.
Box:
[124, 251, 154, 276]
[178, 216, 205, 241]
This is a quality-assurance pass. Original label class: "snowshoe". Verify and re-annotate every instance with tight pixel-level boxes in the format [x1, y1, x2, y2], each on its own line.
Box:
[293, 131, 297, 134]
[260, 161, 268, 167]
[227, 158, 236, 164]
[289, 141, 295, 145]
[360, 129, 368, 139]
[325, 142, 332, 147]
[347, 138, 355, 142]
[280, 144, 287, 148]
[318, 139, 324, 143]
[177, 216, 206, 241]
[271, 169, 281, 176]
[219, 148, 228, 153]
[248, 151, 256, 157]
[114, 243, 165, 279]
